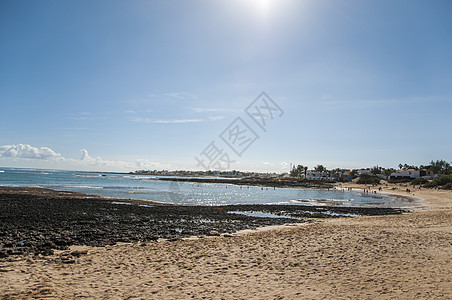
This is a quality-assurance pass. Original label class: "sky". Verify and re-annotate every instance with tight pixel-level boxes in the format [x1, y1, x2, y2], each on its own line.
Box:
[1, 0, 451, 173]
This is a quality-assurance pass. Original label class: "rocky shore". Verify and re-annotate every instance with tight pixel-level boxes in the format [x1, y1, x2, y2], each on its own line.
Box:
[0, 187, 405, 259]
[2, 184, 451, 299]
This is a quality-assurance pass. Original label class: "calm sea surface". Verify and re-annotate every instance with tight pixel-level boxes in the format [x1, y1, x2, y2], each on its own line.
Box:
[0, 168, 412, 207]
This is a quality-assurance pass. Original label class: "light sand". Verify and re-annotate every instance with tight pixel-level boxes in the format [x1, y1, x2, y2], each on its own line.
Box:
[1, 185, 452, 299]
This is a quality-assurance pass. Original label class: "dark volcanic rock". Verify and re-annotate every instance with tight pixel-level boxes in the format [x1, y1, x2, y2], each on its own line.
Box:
[0, 188, 406, 258]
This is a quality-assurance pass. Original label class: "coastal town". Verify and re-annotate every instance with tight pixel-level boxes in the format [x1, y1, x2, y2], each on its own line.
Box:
[132, 159, 452, 189]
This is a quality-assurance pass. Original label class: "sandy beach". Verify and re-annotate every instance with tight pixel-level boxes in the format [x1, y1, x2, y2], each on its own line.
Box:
[1, 183, 451, 299]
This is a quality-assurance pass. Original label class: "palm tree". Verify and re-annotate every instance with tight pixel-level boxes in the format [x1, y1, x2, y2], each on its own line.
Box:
[315, 165, 326, 172]
[429, 160, 451, 175]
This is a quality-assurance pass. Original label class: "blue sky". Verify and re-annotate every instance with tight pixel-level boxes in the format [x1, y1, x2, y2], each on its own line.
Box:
[1, 0, 451, 172]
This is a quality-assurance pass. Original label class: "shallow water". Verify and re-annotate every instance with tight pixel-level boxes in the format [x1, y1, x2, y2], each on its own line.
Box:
[0, 167, 412, 207]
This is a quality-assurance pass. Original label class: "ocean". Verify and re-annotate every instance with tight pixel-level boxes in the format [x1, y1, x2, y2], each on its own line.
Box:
[0, 167, 410, 207]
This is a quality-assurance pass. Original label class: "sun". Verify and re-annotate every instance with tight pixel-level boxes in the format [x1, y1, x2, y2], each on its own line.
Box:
[234, 0, 295, 26]
[253, 0, 274, 16]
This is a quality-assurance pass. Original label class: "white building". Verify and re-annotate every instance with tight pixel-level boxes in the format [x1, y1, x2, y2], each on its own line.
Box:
[389, 169, 429, 180]
[357, 169, 372, 175]
[376, 174, 388, 180]
[306, 171, 332, 181]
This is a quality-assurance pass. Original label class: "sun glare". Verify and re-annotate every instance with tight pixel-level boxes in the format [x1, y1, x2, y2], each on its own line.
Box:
[237, 0, 278, 17]
[246, 0, 276, 17]
[255, 0, 273, 15]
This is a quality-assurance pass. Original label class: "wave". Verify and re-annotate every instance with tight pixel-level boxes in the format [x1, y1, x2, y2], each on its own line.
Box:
[266, 201, 294, 205]
[128, 191, 147, 194]
[322, 211, 360, 218]
[102, 186, 128, 189]
[73, 174, 102, 178]
[64, 185, 128, 190]
[302, 198, 350, 202]
[64, 185, 104, 189]
[139, 204, 153, 208]
[132, 176, 158, 180]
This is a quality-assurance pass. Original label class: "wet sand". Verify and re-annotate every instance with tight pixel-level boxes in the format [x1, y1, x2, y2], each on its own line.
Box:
[1, 184, 452, 299]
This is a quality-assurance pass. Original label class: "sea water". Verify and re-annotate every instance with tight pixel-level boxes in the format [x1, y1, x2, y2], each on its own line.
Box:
[0, 167, 412, 207]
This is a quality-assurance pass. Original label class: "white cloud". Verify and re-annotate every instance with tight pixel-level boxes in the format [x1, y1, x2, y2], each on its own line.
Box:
[80, 149, 92, 161]
[153, 119, 203, 124]
[318, 95, 452, 108]
[68, 116, 90, 121]
[58, 127, 88, 130]
[135, 159, 169, 170]
[147, 92, 198, 100]
[131, 116, 226, 124]
[79, 149, 169, 171]
[280, 161, 289, 172]
[131, 117, 203, 124]
[0, 144, 62, 160]
[208, 116, 226, 121]
[124, 109, 154, 114]
[68, 112, 107, 121]
[192, 107, 240, 113]
[79, 149, 127, 168]
[163, 92, 198, 99]
[0, 144, 169, 172]
[192, 108, 224, 113]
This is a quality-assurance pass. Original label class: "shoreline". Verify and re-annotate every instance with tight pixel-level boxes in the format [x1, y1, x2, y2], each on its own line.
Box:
[0, 186, 405, 258]
[1, 178, 417, 209]
[334, 181, 450, 210]
[1, 185, 452, 298]
[333, 182, 426, 209]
